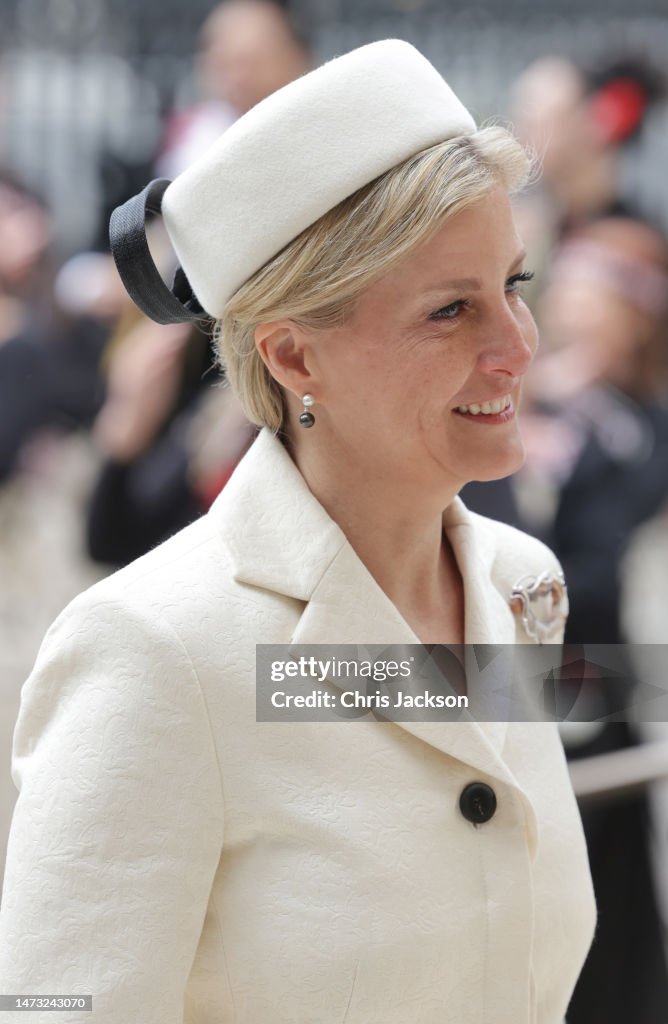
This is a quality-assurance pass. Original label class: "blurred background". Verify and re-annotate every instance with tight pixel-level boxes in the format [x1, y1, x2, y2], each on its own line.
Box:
[1, 1, 668, 1021]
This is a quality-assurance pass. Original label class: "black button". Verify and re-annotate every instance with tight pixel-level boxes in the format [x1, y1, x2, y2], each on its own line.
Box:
[459, 782, 497, 824]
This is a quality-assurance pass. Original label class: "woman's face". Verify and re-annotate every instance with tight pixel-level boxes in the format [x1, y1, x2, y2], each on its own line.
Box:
[300, 184, 538, 494]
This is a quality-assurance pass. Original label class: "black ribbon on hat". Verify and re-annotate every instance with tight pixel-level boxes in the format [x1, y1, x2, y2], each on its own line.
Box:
[109, 178, 207, 325]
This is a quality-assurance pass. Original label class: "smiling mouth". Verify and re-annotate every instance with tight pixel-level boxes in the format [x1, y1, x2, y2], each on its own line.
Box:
[455, 394, 513, 416]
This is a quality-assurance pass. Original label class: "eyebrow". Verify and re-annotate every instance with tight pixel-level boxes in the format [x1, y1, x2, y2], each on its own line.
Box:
[420, 249, 528, 294]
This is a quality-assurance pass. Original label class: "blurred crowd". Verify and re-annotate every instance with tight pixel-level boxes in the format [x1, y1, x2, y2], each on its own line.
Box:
[461, 50, 668, 1024]
[1, 2, 668, 1022]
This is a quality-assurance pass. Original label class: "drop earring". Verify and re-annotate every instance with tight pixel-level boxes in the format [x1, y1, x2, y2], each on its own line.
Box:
[299, 393, 315, 428]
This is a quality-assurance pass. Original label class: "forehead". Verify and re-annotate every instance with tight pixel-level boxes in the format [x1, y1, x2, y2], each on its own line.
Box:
[358, 186, 522, 305]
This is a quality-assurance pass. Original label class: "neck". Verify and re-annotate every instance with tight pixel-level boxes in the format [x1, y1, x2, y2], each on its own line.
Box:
[287, 428, 464, 636]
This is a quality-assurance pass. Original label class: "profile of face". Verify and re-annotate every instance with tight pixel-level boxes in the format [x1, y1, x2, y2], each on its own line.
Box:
[261, 185, 538, 497]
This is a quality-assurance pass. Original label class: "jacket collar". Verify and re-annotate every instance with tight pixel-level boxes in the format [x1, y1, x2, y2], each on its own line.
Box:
[209, 429, 533, 826]
[212, 427, 347, 602]
[213, 428, 517, 645]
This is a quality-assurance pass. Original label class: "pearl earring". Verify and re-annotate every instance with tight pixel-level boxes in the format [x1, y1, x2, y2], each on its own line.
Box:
[299, 393, 315, 428]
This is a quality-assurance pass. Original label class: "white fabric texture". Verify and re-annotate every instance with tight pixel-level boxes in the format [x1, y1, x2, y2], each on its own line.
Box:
[161, 40, 476, 317]
[0, 429, 596, 1023]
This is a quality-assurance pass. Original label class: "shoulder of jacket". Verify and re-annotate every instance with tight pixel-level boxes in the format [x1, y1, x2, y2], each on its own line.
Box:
[471, 512, 563, 580]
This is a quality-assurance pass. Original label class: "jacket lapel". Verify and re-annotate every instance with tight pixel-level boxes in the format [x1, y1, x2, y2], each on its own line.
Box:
[286, 535, 517, 788]
[213, 429, 535, 823]
[443, 497, 518, 646]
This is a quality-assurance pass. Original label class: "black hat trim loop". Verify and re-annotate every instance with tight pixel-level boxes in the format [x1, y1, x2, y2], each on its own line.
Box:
[109, 178, 207, 325]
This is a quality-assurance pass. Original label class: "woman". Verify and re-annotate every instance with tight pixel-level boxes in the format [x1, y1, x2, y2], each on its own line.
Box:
[0, 41, 595, 1023]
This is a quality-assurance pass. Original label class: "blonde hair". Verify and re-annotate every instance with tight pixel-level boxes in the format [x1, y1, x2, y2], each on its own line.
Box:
[213, 124, 534, 430]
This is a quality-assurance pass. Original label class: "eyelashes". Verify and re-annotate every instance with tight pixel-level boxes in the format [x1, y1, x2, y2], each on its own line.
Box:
[507, 270, 535, 290]
[430, 270, 535, 321]
[508, 270, 535, 288]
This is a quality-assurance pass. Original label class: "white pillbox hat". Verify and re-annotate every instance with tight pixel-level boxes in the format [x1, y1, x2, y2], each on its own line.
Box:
[110, 39, 476, 323]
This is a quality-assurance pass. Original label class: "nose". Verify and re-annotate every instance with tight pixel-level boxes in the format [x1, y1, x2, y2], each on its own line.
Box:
[477, 304, 537, 379]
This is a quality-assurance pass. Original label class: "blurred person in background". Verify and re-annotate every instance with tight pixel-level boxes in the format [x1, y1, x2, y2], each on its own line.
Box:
[156, 0, 310, 179]
[524, 215, 668, 642]
[86, 0, 309, 567]
[0, 171, 105, 480]
[464, 50, 668, 592]
[509, 52, 665, 298]
[465, 62, 668, 1012]
[463, 50, 665, 523]
[87, 303, 255, 567]
[0, 170, 109, 693]
[512, 58, 668, 1011]
[519, 215, 668, 1024]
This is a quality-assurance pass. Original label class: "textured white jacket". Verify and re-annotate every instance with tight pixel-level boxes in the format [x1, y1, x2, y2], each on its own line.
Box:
[0, 428, 596, 1023]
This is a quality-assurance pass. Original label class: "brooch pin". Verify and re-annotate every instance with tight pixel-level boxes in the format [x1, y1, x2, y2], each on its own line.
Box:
[509, 570, 568, 644]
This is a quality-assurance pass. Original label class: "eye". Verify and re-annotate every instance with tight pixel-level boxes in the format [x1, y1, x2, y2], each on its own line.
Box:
[429, 270, 535, 323]
[506, 270, 535, 295]
[430, 299, 470, 321]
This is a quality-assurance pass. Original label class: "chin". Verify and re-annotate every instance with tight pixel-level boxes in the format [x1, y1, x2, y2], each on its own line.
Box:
[468, 444, 526, 483]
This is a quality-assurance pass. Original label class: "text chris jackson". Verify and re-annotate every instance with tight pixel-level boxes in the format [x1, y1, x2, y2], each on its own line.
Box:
[270, 690, 469, 709]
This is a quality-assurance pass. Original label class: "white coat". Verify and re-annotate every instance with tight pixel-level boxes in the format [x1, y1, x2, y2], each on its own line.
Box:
[0, 428, 596, 1023]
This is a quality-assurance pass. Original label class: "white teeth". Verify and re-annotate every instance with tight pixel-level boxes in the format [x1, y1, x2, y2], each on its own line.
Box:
[457, 395, 511, 415]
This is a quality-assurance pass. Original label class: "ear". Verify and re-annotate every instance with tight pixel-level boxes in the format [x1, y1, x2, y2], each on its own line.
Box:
[254, 320, 318, 399]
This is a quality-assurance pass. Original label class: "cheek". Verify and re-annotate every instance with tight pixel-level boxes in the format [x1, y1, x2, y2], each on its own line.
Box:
[323, 326, 471, 425]
[322, 342, 404, 421]
[327, 331, 415, 398]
